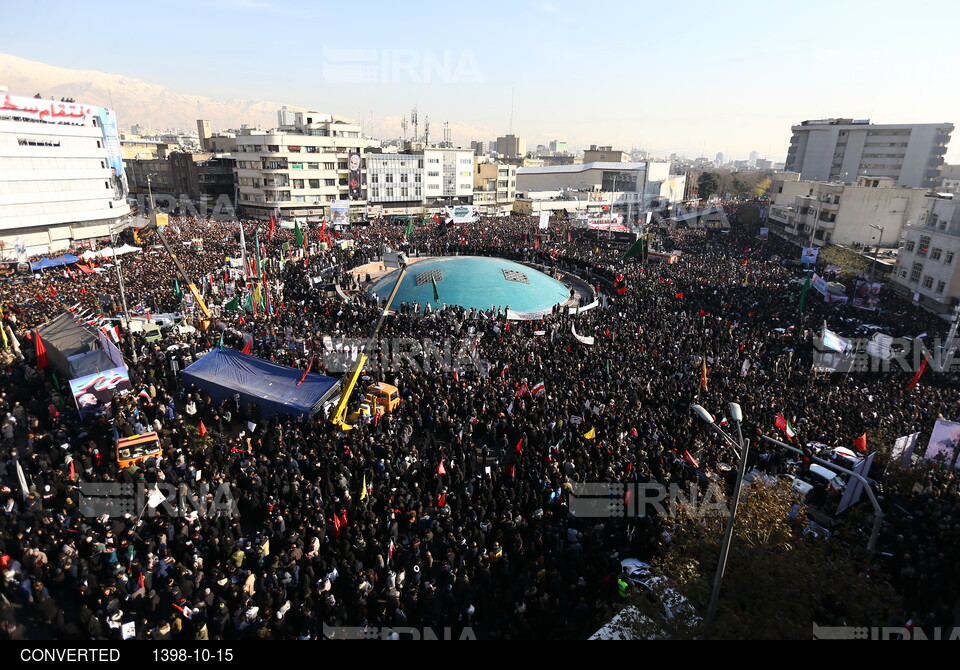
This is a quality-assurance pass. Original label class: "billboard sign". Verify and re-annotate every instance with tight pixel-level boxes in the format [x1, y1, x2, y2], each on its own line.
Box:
[446, 205, 478, 224]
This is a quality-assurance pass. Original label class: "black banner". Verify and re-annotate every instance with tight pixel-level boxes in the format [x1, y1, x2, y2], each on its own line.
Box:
[348, 153, 362, 199]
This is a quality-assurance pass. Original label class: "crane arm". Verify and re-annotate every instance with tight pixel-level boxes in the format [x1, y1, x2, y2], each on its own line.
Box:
[329, 263, 407, 430]
[142, 221, 212, 320]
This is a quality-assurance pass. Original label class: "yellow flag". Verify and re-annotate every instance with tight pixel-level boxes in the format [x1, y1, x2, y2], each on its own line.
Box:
[0, 306, 7, 350]
[584, 427, 596, 440]
[360, 473, 368, 501]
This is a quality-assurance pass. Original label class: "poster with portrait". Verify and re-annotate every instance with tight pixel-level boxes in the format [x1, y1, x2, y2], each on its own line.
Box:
[348, 153, 362, 199]
[853, 280, 882, 311]
[68, 366, 131, 419]
[924, 419, 960, 469]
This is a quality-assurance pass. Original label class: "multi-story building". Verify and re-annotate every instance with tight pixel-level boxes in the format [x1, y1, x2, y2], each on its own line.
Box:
[784, 118, 953, 188]
[549, 140, 568, 154]
[422, 147, 474, 207]
[496, 134, 526, 160]
[0, 92, 131, 255]
[365, 152, 424, 216]
[891, 194, 960, 314]
[766, 176, 928, 249]
[470, 140, 487, 156]
[233, 108, 376, 221]
[473, 160, 516, 216]
[936, 164, 960, 193]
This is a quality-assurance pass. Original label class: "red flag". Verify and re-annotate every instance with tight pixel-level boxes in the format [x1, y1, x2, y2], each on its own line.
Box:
[48, 285, 57, 297]
[332, 512, 342, 540]
[34, 331, 48, 369]
[515, 437, 524, 454]
[515, 382, 529, 398]
[198, 421, 207, 438]
[700, 357, 709, 390]
[296, 353, 315, 386]
[681, 450, 700, 468]
[452, 369, 459, 382]
[268, 215, 276, 242]
[741, 259, 748, 266]
[437, 491, 446, 508]
[241, 337, 252, 355]
[854, 432, 868, 454]
[907, 358, 928, 390]
[437, 459, 446, 476]
[674, 292, 684, 299]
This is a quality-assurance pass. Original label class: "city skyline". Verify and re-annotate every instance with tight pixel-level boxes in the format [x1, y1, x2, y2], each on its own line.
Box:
[3, 0, 959, 163]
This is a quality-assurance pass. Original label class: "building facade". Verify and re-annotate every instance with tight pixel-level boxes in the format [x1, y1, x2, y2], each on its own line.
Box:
[766, 176, 928, 249]
[422, 148, 474, 206]
[496, 134, 526, 160]
[0, 93, 131, 256]
[365, 152, 424, 214]
[784, 118, 953, 188]
[891, 195, 960, 314]
[582, 145, 629, 163]
[473, 160, 516, 215]
[233, 109, 376, 221]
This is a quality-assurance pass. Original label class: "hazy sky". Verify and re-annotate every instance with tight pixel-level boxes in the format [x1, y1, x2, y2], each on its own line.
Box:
[4, 0, 960, 162]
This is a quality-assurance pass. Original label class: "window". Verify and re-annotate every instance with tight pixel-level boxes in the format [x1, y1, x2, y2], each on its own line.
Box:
[401, 187, 409, 197]
[906, 240, 915, 252]
[307, 163, 320, 170]
[946, 251, 955, 265]
[428, 171, 440, 177]
[923, 276, 934, 289]
[337, 161, 348, 170]
[428, 158, 439, 164]
[292, 179, 304, 189]
[386, 174, 394, 183]
[305, 146, 319, 153]
[323, 162, 336, 170]
[400, 174, 408, 183]
[385, 188, 394, 197]
[291, 163, 303, 170]
[325, 179, 336, 186]
[371, 175, 379, 184]
[309, 179, 320, 188]
[288, 146, 302, 153]
[931, 248, 942, 261]
[910, 263, 923, 283]
[936, 281, 946, 294]
[268, 145, 279, 152]
[918, 236, 931, 257]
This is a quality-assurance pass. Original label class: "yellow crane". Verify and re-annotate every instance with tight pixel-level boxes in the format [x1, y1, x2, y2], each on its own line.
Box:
[329, 257, 407, 431]
[141, 220, 212, 330]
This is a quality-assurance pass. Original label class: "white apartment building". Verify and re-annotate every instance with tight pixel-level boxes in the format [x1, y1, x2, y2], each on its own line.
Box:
[784, 118, 953, 188]
[422, 148, 474, 207]
[0, 92, 131, 256]
[891, 194, 960, 314]
[767, 176, 928, 249]
[234, 108, 376, 221]
[365, 152, 424, 216]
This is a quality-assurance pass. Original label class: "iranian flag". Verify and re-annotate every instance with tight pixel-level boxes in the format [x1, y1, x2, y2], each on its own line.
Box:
[775, 413, 797, 439]
[531, 380, 546, 396]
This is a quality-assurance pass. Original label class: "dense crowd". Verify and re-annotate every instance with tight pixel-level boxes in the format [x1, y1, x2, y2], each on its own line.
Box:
[0, 205, 957, 640]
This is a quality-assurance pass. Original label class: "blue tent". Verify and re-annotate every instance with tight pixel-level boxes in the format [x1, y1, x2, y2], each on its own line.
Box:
[30, 254, 79, 271]
[181, 347, 340, 419]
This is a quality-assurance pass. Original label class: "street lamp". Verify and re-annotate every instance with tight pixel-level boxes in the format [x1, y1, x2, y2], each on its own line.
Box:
[690, 401, 751, 639]
[869, 224, 884, 281]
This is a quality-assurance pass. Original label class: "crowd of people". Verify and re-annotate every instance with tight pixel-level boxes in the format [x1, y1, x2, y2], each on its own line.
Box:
[0, 204, 957, 640]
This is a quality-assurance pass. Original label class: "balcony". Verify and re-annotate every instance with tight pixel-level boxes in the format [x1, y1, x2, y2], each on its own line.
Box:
[261, 163, 288, 171]
[263, 179, 289, 188]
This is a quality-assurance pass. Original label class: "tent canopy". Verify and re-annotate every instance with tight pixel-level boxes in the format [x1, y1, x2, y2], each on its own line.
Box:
[181, 347, 339, 419]
[29, 254, 79, 271]
[36, 313, 115, 378]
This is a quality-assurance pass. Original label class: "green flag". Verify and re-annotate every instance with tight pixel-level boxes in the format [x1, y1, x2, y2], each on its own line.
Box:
[218, 331, 224, 350]
[243, 291, 254, 314]
[225, 294, 239, 312]
[405, 219, 414, 239]
[173, 279, 183, 302]
[798, 272, 812, 315]
[622, 238, 646, 260]
[294, 220, 304, 247]
[432, 277, 440, 302]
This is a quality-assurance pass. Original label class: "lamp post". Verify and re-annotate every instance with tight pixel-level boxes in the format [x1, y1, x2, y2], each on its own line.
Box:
[109, 219, 137, 363]
[690, 402, 750, 639]
[869, 224, 884, 281]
